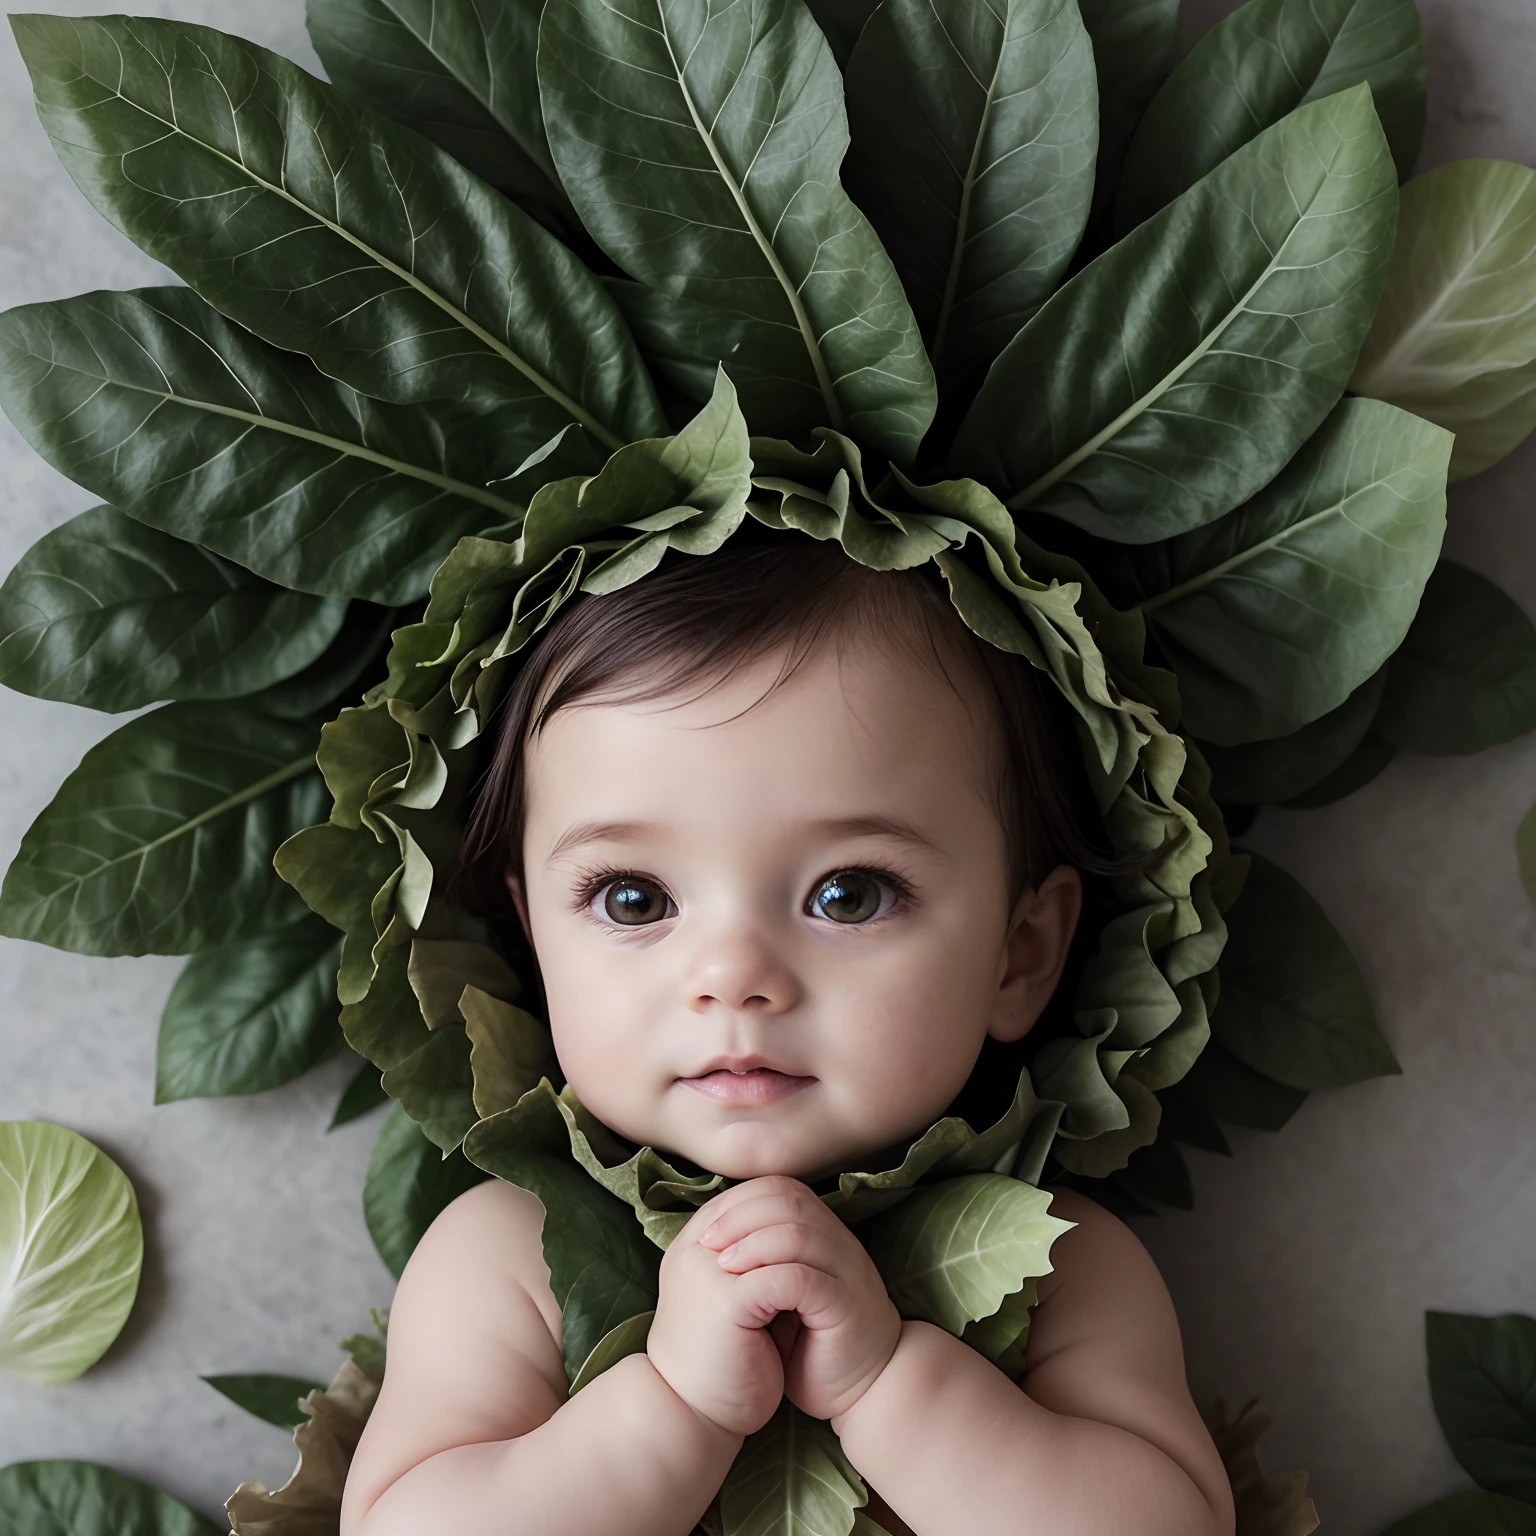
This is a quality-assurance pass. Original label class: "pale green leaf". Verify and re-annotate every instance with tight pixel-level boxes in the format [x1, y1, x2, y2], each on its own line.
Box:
[719, 1400, 868, 1536]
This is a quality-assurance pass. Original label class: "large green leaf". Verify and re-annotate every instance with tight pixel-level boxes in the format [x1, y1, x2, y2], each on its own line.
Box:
[1202, 668, 1389, 805]
[1076, 0, 1179, 233]
[538, 0, 936, 464]
[305, 0, 579, 240]
[243, 603, 399, 721]
[0, 704, 326, 956]
[1281, 731, 1395, 807]
[951, 86, 1400, 542]
[858, 1173, 1072, 1336]
[842, 0, 1098, 397]
[0, 506, 347, 712]
[1214, 852, 1398, 1090]
[155, 917, 344, 1102]
[1426, 1311, 1536, 1503]
[1116, 0, 1426, 233]
[802, 0, 879, 66]
[1176, 1038, 1308, 1132]
[1119, 398, 1449, 745]
[0, 289, 529, 604]
[363, 1104, 488, 1279]
[1352, 160, 1536, 483]
[0, 1462, 222, 1536]
[12, 13, 666, 466]
[1379, 1493, 1536, 1536]
[1374, 561, 1536, 755]
[718, 1400, 868, 1536]
[202, 1372, 327, 1431]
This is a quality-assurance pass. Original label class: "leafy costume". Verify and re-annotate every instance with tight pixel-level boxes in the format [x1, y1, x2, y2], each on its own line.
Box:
[2, 0, 1535, 1529]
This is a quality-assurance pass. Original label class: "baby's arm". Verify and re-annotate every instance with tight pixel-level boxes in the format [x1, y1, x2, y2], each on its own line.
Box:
[339, 1179, 742, 1536]
[829, 1186, 1237, 1536]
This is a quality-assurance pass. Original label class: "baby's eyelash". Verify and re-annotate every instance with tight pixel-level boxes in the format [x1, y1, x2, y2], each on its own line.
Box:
[567, 863, 663, 914]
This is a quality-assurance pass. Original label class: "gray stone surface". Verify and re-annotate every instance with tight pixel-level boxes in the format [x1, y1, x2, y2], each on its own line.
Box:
[0, 2, 1533, 1532]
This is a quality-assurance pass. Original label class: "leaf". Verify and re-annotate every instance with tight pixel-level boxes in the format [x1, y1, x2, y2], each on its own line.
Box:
[1426, 1311, 1536, 1503]
[1116, 0, 1426, 234]
[718, 1400, 868, 1536]
[329, 1059, 390, 1130]
[537, 0, 936, 464]
[1214, 852, 1398, 1090]
[1378, 1492, 1536, 1536]
[0, 288, 526, 605]
[1202, 1397, 1319, 1536]
[842, 0, 1098, 396]
[1076, 0, 1179, 232]
[0, 1461, 222, 1536]
[0, 704, 326, 957]
[155, 917, 344, 1103]
[567, 1310, 654, 1396]
[0, 505, 349, 712]
[203, 1373, 327, 1432]
[951, 86, 1400, 542]
[363, 1104, 488, 1279]
[1113, 1134, 1194, 1210]
[858, 1173, 1073, 1336]
[1124, 398, 1449, 745]
[244, 603, 398, 722]
[1374, 561, 1536, 755]
[1352, 159, 1536, 483]
[802, 0, 879, 66]
[0, 1123, 142, 1386]
[1202, 668, 1390, 805]
[12, 13, 666, 467]
[305, 0, 580, 240]
[1281, 731, 1395, 808]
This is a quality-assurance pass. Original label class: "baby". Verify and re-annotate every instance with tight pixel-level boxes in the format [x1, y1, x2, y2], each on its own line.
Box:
[337, 539, 1237, 1536]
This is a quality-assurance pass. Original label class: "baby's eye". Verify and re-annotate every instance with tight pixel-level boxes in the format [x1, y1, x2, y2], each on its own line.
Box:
[591, 875, 676, 927]
[806, 870, 898, 925]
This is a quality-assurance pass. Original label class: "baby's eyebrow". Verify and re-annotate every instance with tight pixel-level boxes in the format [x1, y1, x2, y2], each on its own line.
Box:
[546, 819, 656, 864]
[808, 814, 941, 854]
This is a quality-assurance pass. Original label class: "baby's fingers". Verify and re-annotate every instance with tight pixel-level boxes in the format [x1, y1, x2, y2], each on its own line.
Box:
[732, 1261, 850, 1333]
[716, 1220, 842, 1278]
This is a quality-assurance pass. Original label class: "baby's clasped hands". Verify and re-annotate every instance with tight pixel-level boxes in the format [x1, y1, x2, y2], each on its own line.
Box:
[646, 1175, 903, 1437]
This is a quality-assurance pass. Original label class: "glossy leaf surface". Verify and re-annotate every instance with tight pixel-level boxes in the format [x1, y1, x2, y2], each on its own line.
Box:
[1125, 399, 1449, 745]
[0, 1462, 221, 1536]
[155, 917, 344, 1102]
[1214, 852, 1398, 1090]
[953, 87, 1400, 541]
[1117, 0, 1426, 232]
[1374, 561, 1536, 755]
[843, 0, 1097, 395]
[1426, 1310, 1536, 1502]
[12, 14, 665, 463]
[1352, 159, 1536, 482]
[0, 288, 527, 604]
[0, 506, 348, 711]
[364, 1105, 487, 1278]
[539, 0, 936, 463]
[0, 704, 326, 956]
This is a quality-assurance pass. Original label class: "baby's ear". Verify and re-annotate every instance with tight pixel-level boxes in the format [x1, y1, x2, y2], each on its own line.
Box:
[987, 865, 1083, 1044]
[505, 872, 533, 944]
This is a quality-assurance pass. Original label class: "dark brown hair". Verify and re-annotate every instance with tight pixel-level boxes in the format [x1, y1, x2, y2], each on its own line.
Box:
[456, 535, 1125, 917]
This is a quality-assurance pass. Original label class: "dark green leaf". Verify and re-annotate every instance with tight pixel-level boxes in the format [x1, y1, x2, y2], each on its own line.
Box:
[952, 87, 1400, 541]
[1282, 731, 1395, 807]
[1157, 1083, 1233, 1156]
[538, 0, 936, 464]
[243, 603, 399, 721]
[1112, 1134, 1193, 1210]
[1174, 1039, 1308, 1133]
[202, 1372, 326, 1431]
[1124, 399, 1449, 745]
[0, 505, 347, 712]
[1201, 669, 1389, 805]
[1215, 852, 1398, 1090]
[1117, 0, 1426, 234]
[1426, 1311, 1536, 1503]
[1352, 160, 1536, 483]
[155, 917, 344, 1102]
[0, 1461, 222, 1536]
[363, 1104, 488, 1278]
[1076, 0, 1179, 234]
[0, 288, 525, 604]
[12, 13, 666, 467]
[306, 0, 579, 240]
[803, 0, 880, 66]
[1375, 561, 1536, 755]
[1378, 1492, 1536, 1536]
[0, 704, 326, 956]
[330, 1058, 390, 1129]
[843, 0, 1098, 397]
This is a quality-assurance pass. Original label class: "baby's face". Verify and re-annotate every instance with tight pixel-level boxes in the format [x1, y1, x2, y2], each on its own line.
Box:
[515, 633, 1080, 1182]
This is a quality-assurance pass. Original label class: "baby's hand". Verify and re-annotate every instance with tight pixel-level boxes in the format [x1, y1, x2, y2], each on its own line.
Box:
[697, 1175, 902, 1423]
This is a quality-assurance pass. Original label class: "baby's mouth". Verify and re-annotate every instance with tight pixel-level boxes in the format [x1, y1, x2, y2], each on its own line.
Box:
[680, 1067, 816, 1105]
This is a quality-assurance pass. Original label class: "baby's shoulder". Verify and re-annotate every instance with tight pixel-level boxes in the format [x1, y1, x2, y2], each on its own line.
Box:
[1032, 1182, 1153, 1308]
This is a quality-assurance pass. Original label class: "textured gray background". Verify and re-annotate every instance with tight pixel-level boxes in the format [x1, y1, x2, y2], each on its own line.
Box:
[0, 1, 1533, 1531]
